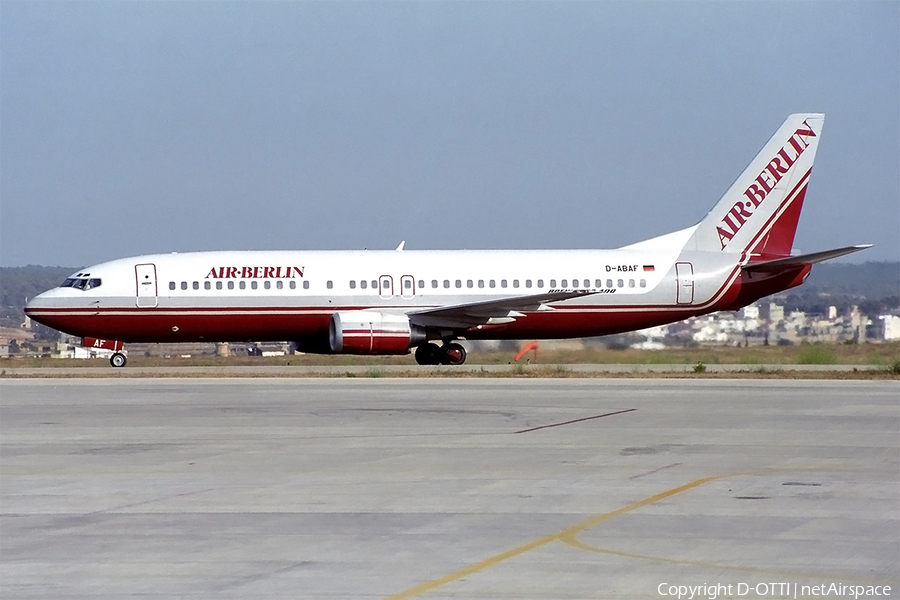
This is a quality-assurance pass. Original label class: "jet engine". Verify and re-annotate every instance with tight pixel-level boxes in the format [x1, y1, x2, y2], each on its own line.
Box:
[329, 311, 426, 355]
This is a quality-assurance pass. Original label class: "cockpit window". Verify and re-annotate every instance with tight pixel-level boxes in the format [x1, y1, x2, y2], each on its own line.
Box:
[60, 277, 101, 291]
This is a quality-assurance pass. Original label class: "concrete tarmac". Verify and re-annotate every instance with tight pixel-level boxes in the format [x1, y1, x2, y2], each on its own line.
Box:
[1, 379, 897, 599]
[0, 363, 887, 377]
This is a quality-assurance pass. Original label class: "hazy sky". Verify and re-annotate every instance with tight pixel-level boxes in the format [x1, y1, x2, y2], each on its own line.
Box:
[2, 1, 898, 267]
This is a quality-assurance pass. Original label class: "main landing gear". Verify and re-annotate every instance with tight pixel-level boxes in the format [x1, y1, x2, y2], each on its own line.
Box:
[110, 352, 127, 368]
[414, 342, 467, 366]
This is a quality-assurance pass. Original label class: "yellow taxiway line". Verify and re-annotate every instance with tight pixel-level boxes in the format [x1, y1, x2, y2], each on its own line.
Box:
[385, 475, 723, 600]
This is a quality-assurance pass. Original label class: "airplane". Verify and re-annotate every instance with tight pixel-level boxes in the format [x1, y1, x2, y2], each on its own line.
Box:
[25, 113, 870, 367]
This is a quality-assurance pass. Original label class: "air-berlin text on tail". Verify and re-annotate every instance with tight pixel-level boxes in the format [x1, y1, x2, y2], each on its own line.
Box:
[205, 266, 305, 279]
[717, 120, 817, 250]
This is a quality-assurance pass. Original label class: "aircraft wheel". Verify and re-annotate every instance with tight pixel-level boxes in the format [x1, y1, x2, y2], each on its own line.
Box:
[415, 343, 442, 366]
[441, 342, 467, 366]
[110, 352, 127, 368]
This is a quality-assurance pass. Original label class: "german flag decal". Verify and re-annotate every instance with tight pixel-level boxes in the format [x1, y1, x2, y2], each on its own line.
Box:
[643, 265, 655, 272]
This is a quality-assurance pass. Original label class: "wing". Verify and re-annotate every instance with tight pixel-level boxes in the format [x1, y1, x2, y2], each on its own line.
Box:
[408, 289, 596, 329]
[742, 244, 872, 273]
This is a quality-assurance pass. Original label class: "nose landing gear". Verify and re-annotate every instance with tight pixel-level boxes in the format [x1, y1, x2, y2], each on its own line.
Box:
[414, 342, 467, 366]
[110, 352, 127, 368]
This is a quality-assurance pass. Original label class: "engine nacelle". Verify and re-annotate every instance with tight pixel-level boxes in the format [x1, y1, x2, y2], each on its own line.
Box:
[329, 311, 426, 355]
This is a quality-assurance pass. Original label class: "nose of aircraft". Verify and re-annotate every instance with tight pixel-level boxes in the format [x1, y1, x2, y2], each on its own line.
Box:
[25, 288, 59, 315]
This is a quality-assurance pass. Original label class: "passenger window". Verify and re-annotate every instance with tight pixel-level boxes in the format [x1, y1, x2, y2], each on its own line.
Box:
[512, 280, 519, 288]
[561, 279, 568, 287]
[253, 281, 260, 290]
[525, 280, 532, 288]
[371, 280, 377, 289]
[169, 281, 176, 290]
[327, 280, 333, 289]
[181, 281, 188, 290]
[550, 279, 556, 287]
[617, 279, 624, 288]
[640, 279, 646, 288]
[466, 280, 473, 288]
[204, 281, 211, 290]
[360, 280, 367, 289]
[216, 281, 222, 290]
[489, 280, 496, 288]
[501, 279, 508, 288]
[405, 279, 412, 289]
[432, 280, 438, 288]
[349, 280, 356, 289]
[478, 280, 484, 288]
[303, 281, 309, 289]
[595, 279, 602, 288]
[228, 281, 235, 290]
[443, 280, 450, 289]
[537, 279, 544, 288]
[418, 280, 424, 288]
[264, 281, 271, 290]
[629, 279, 635, 288]
[239, 281, 246, 290]
[193, 281, 199, 290]
[276, 281, 283, 290]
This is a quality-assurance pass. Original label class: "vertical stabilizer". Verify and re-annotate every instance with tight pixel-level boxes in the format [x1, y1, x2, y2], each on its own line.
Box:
[685, 114, 824, 257]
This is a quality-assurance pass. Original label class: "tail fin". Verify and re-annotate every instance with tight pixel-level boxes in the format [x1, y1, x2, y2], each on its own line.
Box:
[686, 113, 825, 257]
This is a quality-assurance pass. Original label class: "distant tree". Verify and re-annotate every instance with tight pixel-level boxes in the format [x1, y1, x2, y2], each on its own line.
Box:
[1, 266, 78, 307]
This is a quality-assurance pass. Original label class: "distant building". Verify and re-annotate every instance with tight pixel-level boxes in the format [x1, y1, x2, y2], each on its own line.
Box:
[769, 303, 785, 324]
[877, 315, 900, 341]
[850, 306, 868, 343]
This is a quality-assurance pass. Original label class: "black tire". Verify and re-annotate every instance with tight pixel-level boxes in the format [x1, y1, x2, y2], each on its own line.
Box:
[415, 343, 442, 365]
[110, 352, 127, 368]
[441, 342, 467, 366]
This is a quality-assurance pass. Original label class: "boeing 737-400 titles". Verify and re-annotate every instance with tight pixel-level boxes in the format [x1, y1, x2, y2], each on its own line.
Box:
[25, 114, 870, 366]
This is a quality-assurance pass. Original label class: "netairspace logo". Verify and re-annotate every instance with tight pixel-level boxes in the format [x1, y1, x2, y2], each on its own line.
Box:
[657, 582, 892, 599]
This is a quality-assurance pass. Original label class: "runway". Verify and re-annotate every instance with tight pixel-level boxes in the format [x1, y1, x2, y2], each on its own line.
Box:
[0, 362, 887, 377]
[1, 379, 897, 599]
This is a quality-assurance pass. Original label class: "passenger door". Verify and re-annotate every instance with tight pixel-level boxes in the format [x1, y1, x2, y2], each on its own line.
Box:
[675, 261, 694, 305]
[135, 263, 158, 308]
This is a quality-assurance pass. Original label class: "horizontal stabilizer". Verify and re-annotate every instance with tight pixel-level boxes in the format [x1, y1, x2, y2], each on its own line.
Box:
[741, 245, 872, 273]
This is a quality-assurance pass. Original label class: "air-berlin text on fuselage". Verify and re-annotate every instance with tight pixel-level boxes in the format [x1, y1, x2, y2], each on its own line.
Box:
[205, 266, 305, 279]
[717, 120, 817, 250]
